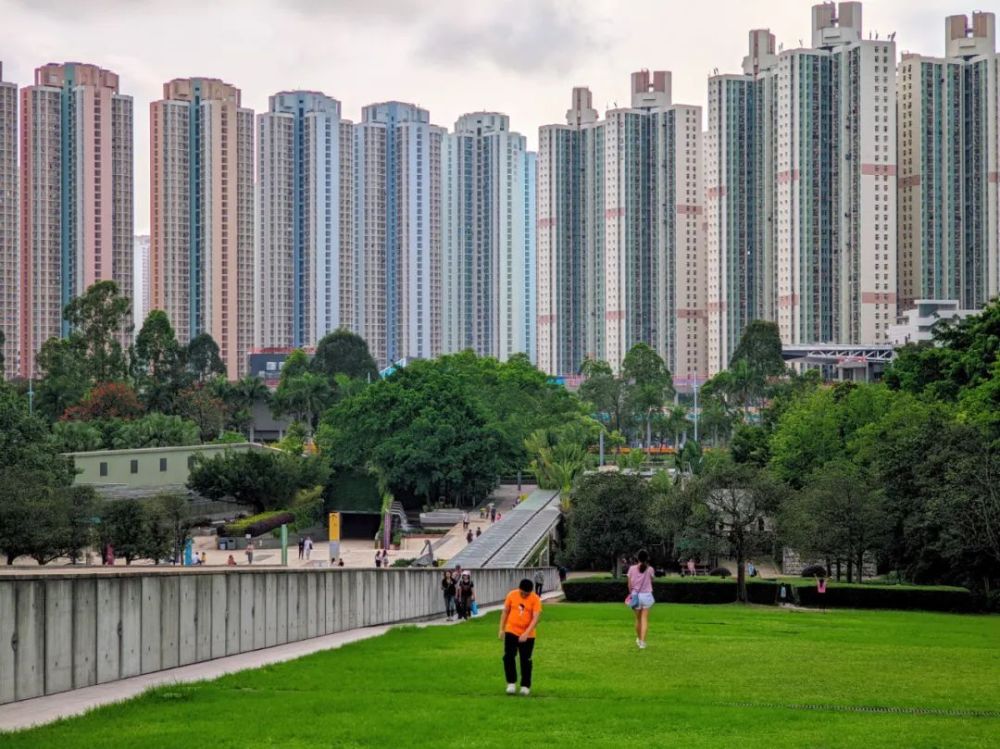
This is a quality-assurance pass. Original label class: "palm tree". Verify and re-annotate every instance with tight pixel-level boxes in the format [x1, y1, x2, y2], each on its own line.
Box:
[232, 375, 270, 441]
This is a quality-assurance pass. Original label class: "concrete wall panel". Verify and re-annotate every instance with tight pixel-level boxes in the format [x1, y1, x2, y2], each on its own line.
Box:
[305, 574, 317, 639]
[195, 576, 213, 662]
[264, 573, 277, 647]
[252, 574, 266, 649]
[210, 575, 227, 659]
[71, 579, 97, 688]
[239, 575, 254, 653]
[225, 574, 240, 655]
[275, 574, 288, 645]
[43, 579, 73, 694]
[0, 582, 15, 704]
[178, 576, 197, 666]
[120, 577, 142, 678]
[159, 576, 179, 670]
[140, 576, 161, 674]
[96, 578, 121, 684]
[14, 581, 44, 701]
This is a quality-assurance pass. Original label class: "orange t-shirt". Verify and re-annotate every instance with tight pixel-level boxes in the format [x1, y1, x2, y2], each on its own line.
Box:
[503, 590, 542, 638]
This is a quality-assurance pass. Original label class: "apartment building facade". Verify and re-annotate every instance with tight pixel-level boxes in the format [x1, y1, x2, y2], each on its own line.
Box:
[150, 78, 254, 379]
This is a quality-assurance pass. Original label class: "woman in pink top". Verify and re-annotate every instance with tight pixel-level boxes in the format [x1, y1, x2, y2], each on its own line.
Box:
[627, 549, 655, 649]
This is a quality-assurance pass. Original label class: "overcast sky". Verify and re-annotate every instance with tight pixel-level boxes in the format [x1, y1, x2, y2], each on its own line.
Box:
[1, 0, 952, 234]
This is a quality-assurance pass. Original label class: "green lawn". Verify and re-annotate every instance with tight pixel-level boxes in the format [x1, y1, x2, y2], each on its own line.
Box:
[5, 603, 999, 748]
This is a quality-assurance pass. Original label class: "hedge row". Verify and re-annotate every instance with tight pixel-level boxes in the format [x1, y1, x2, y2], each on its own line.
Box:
[221, 511, 296, 538]
[562, 578, 974, 612]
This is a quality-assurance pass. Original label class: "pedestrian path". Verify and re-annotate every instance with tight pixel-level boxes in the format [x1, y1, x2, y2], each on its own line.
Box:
[448, 489, 560, 569]
[0, 591, 563, 732]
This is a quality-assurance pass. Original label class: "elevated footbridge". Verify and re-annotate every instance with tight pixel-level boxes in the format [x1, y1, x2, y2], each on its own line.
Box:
[446, 489, 561, 569]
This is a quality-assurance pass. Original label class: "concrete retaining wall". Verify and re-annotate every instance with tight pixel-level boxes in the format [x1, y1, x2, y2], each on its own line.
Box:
[0, 566, 557, 705]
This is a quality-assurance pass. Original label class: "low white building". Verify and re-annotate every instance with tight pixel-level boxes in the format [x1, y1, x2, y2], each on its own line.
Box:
[887, 300, 979, 346]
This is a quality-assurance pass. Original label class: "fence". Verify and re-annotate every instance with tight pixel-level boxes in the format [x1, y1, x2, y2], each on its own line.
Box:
[0, 566, 556, 705]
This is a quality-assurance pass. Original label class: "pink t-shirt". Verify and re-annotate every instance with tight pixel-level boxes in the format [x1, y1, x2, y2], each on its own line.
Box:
[627, 564, 654, 594]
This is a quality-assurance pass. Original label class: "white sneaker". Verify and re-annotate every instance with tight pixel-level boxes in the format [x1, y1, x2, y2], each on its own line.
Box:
[638, 640, 647, 649]
[505, 684, 516, 695]
[636, 637, 641, 648]
[520, 687, 531, 696]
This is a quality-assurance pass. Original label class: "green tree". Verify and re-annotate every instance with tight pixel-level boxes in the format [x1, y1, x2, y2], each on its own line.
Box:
[100, 500, 150, 565]
[154, 492, 193, 564]
[0, 385, 75, 483]
[188, 449, 328, 513]
[317, 359, 504, 508]
[52, 420, 104, 452]
[185, 333, 226, 382]
[729, 320, 787, 380]
[780, 460, 888, 582]
[525, 426, 590, 508]
[685, 456, 786, 602]
[132, 310, 184, 412]
[112, 413, 200, 449]
[565, 472, 656, 572]
[579, 358, 628, 433]
[273, 371, 334, 432]
[177, 383, 228, 442]
[34, 338, 90, 422]
[312, 329, 379, 382]
[63, 280, 132, 383]
[0, 469, 94, 565]
[622, 343, 674, 446]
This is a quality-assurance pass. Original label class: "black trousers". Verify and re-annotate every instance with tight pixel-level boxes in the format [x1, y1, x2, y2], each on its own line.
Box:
[503, 633, 535, 688]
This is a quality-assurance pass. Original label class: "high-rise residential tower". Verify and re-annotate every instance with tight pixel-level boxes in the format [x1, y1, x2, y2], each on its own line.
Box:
[150, 78, 254, 379]
[354, 102, 442, 367]
[537, 73, 706, 389]
[898, 12, 1000, 311]
[19, 62, 134, 377]
[706, 2, 896, 374]
[0, 63, 17, 379]
[133, 234, 150, 331]
[441, 112, 536, 362]
[256, 91, 354, 350]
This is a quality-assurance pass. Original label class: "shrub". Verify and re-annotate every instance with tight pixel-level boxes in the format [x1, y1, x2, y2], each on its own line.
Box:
[391, 558, 413, 568]
[709, 567, 731, 578]
[800, 564, 827, 577]
[562, 577, 974, 612]
[221, 511, 295, 538]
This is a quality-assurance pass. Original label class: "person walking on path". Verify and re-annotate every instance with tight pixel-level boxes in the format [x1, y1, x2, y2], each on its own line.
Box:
[456, 571, 475, 620]
[533, 570, 545, 597]
[298, 537, 305, 560]
[466, 529, 474, 544]
[462, 512, 470, 531]
[245, 542, 254, 565]
[375, 551, 382, 568]
[442, 571, 457, 620]
[627, 550, 655, 649]
[499, 579, 542, 696]
[304, 536, 314, 561]
[475, 527, 482, 539]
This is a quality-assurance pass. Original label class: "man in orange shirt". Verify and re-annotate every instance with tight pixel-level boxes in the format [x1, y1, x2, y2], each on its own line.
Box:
[498, 578, 542, 696]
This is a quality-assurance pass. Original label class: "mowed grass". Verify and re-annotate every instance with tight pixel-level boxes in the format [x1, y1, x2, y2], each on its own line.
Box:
[4, 603, 999, 748]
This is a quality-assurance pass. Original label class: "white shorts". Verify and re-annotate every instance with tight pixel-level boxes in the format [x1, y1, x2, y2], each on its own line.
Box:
[635, 592, 655, 609]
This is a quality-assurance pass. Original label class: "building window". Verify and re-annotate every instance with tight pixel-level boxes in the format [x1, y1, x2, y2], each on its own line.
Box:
[130, 459, 139, 474]
[160, 458, 168, 472]
[99, 462, 108, 477]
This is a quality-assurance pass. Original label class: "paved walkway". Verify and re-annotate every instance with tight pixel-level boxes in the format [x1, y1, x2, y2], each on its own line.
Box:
[0, 591, 563, 732]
